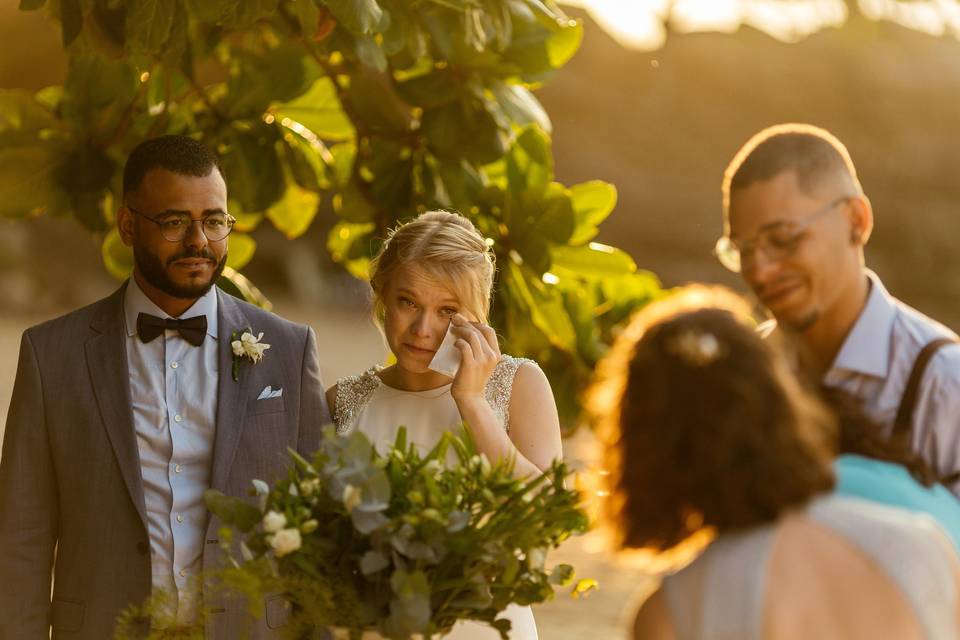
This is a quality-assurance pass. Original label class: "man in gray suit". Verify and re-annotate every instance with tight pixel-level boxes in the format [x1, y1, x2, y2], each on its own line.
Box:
[0, 135, 329, 638]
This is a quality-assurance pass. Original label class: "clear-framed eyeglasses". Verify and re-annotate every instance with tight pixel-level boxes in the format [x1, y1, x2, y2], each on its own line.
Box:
[713, 196, 852, 273]
[128, 207, 237, 243]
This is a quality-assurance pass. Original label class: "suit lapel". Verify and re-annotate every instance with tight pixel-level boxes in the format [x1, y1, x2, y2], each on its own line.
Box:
[211, 289, 253, 492]
[85, 284, 148, 529]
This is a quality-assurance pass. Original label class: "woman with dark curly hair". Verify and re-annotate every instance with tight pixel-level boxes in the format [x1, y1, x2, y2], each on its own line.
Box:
[590, 285, 960, 640]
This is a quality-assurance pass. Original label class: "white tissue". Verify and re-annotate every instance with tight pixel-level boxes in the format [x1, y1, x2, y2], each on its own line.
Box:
[428, 324, 461, 378]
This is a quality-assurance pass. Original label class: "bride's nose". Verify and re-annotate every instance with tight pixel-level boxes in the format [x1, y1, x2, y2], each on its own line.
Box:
[410, 311, 433, 337]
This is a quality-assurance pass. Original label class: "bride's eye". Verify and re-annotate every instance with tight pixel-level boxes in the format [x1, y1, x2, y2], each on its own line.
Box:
[440, 307, 458, 317]
[399, 296, 416, 308]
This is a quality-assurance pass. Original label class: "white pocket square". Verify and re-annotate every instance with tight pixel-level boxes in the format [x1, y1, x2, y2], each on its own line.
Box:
[257, 386, 283, 400]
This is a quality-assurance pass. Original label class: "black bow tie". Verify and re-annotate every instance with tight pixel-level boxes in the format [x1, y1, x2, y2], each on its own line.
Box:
[137, 313, 208, 346]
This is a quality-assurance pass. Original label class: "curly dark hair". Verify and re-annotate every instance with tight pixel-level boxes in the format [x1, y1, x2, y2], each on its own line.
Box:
[589, 285, 837, 554]
[820, 386, 938, 487]
[122, 134, 223, 198]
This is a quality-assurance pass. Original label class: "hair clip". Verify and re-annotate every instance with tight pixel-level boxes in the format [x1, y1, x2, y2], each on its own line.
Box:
[666, 330, 727, 367]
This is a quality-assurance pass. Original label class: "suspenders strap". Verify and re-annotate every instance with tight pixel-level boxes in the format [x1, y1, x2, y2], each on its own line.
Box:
[892, 338, 959, 441]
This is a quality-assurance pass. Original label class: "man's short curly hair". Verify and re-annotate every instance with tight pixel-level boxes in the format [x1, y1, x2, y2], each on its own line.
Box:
[588, 285, 836, 554]
[122, 135, 223, 199]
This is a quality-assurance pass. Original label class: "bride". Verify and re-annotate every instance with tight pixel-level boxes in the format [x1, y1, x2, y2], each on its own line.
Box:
[326, 210, 563, 639]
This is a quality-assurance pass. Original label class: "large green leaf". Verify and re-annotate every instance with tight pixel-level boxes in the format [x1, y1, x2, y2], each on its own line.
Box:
[568, 181, 617, 245]
[490, 82, 551, 133]
[327, 220, 374, 279]
[125, 0, 177, 52]
[226, 45, 317, 119]
[266, 182, 321, 239]
[504, 261, 576, 351]
[0, 89, 62, 133]
[324, 0, 387, 35]
[273, 77, 355, 141]
[226, 232, 257, 270]
[550, 243, 637, 279]
[220, 127, 285, 212]
[0, 143, 66, 218]
[63, 53, 139, 123]
[506, 125, 552, 194]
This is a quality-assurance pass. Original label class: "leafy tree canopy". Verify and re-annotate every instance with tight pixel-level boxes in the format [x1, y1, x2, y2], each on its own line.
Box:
[4, 0, 662, 427]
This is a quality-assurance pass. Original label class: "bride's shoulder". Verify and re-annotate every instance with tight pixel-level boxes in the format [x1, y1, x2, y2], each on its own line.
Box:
[328, 366, 383, 432]
[490, 354, 540, 383]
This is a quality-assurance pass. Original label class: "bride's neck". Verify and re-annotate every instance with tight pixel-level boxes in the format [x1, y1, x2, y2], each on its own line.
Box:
[379, 365, 451, 392]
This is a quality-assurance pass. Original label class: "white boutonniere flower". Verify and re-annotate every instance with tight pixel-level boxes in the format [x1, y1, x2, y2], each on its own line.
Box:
[230, 328, 270, 381]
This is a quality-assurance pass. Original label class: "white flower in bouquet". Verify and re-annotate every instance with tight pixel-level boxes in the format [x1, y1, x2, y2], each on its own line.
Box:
[270, 527, 302, 557]
[342, 484, 362, 512]
[231, 331, 270, 362]
[300, 478, 320, 497]
[262, 510, 287, 533]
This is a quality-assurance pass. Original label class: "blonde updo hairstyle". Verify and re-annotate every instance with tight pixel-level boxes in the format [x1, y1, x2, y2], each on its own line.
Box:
[369, 210, 496, 327]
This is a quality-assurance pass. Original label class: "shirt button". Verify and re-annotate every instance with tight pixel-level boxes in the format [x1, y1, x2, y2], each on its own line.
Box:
[179, 569, 187, 578]
[177, 514, 184, 523]
[174, 414, 182, 423]
[174, 464, 182, 473]
[170, 361, 179, 369]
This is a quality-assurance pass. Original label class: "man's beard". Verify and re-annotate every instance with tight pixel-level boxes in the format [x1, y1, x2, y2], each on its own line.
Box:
[134, 245, 227, 300]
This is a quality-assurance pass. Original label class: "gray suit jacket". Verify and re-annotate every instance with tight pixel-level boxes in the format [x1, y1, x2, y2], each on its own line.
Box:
[0, 284, 329, 639]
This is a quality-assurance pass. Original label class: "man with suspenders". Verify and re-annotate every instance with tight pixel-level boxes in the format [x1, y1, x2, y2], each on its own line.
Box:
[715, 123, 960, 494]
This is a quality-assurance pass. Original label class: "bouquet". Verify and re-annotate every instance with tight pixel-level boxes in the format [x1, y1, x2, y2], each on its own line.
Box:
[204, 425, 592, 639]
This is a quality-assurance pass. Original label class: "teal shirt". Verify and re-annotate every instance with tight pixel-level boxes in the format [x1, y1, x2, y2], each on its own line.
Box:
[834, 453, 960, 550]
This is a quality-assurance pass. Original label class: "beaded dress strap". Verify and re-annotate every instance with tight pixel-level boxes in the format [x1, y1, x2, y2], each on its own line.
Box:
[333, 367, 381, 434]
[485, 355, 534, 432]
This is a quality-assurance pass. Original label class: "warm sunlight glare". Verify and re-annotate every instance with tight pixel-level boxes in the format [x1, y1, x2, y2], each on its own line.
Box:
[563, 0, 960, 50]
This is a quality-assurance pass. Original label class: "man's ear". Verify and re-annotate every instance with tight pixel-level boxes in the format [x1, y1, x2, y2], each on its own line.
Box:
[117, 205, 135, 247]
[848, 195, 873, 246]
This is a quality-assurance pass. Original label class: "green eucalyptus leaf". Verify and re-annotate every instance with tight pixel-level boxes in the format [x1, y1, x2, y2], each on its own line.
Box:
[204, 489, 263, 532]
[360, 550, 390, 575]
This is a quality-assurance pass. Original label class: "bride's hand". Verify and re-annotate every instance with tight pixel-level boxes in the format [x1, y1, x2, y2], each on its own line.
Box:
[450, 314, 501, 403]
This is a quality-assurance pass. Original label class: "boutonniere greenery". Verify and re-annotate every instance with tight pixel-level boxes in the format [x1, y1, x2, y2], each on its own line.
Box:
[230, 329, 271, 381]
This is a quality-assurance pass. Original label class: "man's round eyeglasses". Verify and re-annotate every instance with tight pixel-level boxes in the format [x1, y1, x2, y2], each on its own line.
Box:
[128, 207, 237, 243]
[713, 197, 852, 274]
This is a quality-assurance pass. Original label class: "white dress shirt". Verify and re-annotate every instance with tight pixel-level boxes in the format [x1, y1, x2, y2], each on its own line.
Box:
[823, 271, 960, 495]
[123, 279, 218, 625]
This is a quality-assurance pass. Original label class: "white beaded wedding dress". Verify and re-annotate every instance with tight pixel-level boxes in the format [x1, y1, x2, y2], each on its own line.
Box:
[332, 355, 540, 640]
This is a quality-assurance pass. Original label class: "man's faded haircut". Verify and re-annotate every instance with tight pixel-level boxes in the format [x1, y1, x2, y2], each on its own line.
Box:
[123, 135, 223, 199]
[721, 123, 863, 224]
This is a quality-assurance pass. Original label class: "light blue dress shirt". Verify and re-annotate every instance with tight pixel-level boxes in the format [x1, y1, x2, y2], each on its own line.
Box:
[834, 453, 960, 550]
[123, 279, 218, 625]
[822, 271, 960, 496]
